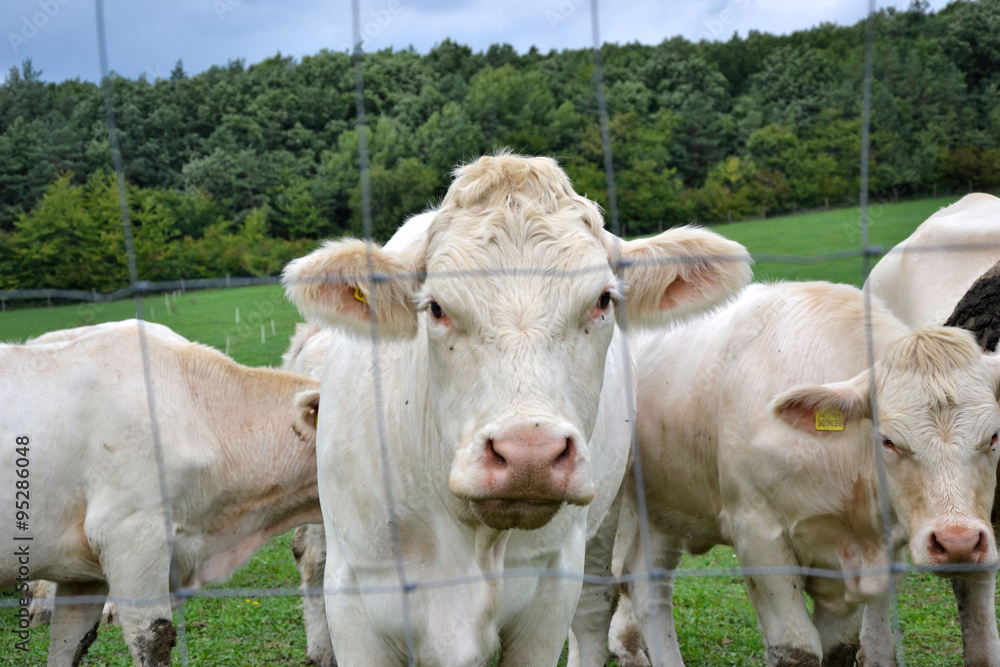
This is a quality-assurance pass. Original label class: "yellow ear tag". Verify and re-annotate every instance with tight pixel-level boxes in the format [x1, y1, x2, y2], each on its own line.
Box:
[815, 409, 844, 431]
[353, 285, 367, 303]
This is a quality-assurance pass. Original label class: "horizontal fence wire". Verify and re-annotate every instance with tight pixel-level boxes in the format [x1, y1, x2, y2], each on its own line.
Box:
[7, 1, 1000, 665]
[0, 276, 280, 304]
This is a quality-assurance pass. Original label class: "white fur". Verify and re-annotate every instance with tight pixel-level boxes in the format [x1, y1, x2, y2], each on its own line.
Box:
[285, 153, 751, 665]
[0, 320, 321, 667]
[605, 282, 1000, 666]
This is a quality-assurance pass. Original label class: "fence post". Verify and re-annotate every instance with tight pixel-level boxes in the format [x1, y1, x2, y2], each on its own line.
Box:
[47, 291, 51, 308]
[226, 273, 231, 289]
[1, 298, 5, 313]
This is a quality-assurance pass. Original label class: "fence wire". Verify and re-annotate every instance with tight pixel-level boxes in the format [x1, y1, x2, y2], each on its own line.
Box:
[6, 1, 1000, 665]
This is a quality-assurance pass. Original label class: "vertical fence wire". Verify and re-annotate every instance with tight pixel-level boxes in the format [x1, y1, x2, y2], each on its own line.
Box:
[587, 0, 665, 663]
[94, 1, 189, 664]
[858, 2, 907, 665]
[350, 0, 418, 662]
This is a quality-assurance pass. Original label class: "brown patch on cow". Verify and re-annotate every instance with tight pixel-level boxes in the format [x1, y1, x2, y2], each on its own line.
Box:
[944, 259, 1000, 353]
[822, 642, 860, 667]
[615, 622, 648, 666]
[135, 618, 176, 666]
[71, 621, 99, 667]
[767, 644, 821, 667]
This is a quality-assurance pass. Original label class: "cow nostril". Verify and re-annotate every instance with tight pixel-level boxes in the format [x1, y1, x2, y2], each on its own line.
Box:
[553, 438, 575, 467]
[485, 438, 506, 467]
[929, 533, 947, 557]
[974, 531, 987, 556]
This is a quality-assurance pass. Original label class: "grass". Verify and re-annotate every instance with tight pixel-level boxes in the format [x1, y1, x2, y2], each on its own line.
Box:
[0, 194, 989, 665]
[704, 195, 962, 287]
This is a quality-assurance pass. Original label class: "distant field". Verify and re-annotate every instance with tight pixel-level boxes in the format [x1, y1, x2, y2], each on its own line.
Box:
[0, 284, 301, 368]
[707, 195, 962, 287]
[0, 194, 983, 665]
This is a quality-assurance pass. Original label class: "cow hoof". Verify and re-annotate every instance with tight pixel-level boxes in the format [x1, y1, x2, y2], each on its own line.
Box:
[768, 644, 822, 667]
[823, 643, 860, 667]
[135, 618, 176, 667]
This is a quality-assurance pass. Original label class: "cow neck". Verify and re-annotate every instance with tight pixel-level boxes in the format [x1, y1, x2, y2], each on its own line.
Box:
[177, 346, 322, 545]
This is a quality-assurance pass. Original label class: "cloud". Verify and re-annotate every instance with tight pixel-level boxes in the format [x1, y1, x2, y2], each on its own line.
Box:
[0, 0, 953, 84]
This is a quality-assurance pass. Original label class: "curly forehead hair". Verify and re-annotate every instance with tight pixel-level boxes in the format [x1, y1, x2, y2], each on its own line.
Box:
[879, 327, 985, 408]
[428, 151, 606, 250]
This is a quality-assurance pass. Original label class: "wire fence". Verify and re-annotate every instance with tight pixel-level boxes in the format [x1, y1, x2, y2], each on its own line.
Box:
[5, 1, 1000, 666]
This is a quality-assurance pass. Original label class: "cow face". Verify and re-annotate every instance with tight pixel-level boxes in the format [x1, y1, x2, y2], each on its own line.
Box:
[284, 153, 752, 531]
[773, 328, 1000, 576]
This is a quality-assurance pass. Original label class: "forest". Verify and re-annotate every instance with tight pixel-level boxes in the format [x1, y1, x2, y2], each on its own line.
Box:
[1, 0, 999, 291]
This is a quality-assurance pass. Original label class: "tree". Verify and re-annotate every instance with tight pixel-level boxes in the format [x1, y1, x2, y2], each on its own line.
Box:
[9, 173, 126, 290]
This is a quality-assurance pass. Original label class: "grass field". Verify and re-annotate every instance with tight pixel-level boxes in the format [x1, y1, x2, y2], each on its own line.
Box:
[0, 194, 986, 665]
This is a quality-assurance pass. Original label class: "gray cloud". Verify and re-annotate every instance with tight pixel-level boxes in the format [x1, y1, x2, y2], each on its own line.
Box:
[1, 0, 951, 83]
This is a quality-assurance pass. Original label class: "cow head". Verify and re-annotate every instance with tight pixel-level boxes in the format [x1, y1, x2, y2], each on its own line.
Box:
[285, 153, 751, 531]
[772, 327, 1000, 580]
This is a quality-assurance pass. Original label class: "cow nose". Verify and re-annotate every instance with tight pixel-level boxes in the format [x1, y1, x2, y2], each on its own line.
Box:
[928, 526, 989, 565]
[483, 428, 578, 499]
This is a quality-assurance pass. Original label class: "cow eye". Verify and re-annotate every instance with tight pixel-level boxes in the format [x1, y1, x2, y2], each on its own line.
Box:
[429, 301, 444, 319]
[989, 432, 998, 450]
[881, 437, 898, 454]
[598, 291, 611, 309]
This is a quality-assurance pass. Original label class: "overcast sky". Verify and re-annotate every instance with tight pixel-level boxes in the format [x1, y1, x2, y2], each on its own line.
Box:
[3, 0, 952, 84]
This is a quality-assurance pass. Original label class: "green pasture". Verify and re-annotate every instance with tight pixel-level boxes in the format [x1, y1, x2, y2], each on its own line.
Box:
[0, 194, 984, 665]
[706, 195, 962, 287]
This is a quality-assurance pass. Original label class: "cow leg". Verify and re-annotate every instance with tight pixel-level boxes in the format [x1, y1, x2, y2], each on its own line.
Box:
[293, 524, 337, 667]
[616, 494, 684, 667]
[812, 604, 860, 667]
[733, 529, 822, 667]
[569, 489, 623, 667]
[46, 580, 108, 667]
[497, 540, 586, 667]
[952, 573, 1000, 667]
[28, 580, 56, 627]
[858, 596, 896, 667]
[608, 589, 652, 667]
[96, 523, 176, 667]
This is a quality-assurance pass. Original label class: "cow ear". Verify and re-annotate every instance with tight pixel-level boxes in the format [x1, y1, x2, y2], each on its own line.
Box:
[294, 389, 321, 440]
[770, 373, 872, 437]
[283, 239, 422, 339]
[613, 226, 752, 328]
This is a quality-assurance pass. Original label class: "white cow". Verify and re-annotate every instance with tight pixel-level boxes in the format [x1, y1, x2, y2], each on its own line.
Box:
[867, 192, 1000, 665]
[282, 152, 753, 666]
[0, 320, 322, 667]
[866, 193, 1000, 334]
[606, 282, 1000, 667]
[280, 214, 438, 667]
[282, 322, 337, 667]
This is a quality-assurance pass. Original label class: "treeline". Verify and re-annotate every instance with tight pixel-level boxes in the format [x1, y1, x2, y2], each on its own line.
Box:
[2, 0, 1000, 290]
